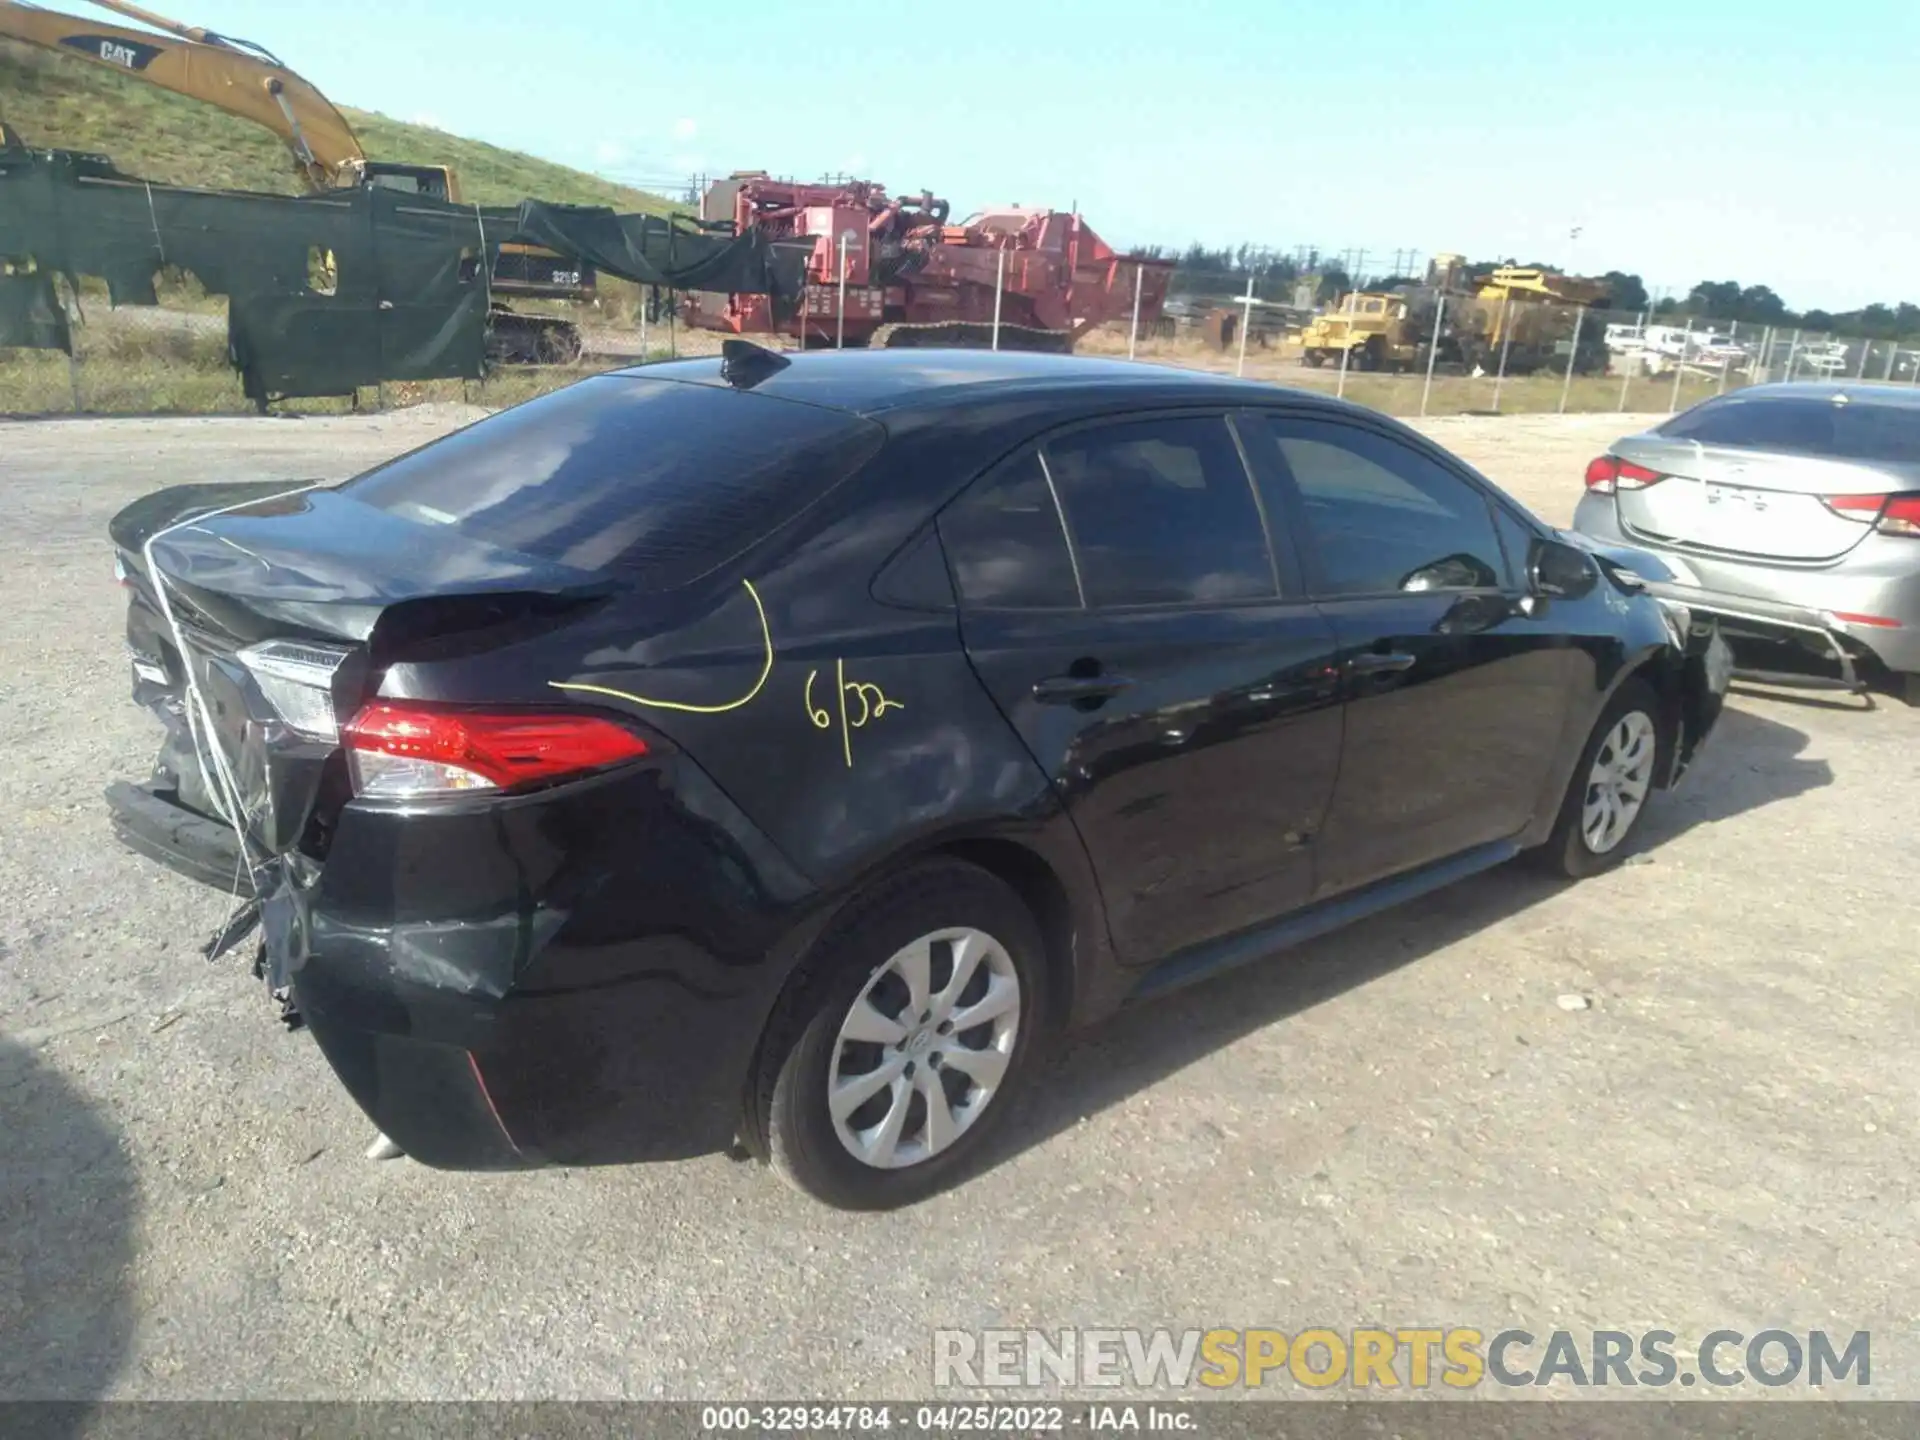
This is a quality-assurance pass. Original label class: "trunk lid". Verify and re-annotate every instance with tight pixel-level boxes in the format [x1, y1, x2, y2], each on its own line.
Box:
[130, 487, 611, 644]
[122, 484, 612, 865]
[1611, 434, 1904, 563]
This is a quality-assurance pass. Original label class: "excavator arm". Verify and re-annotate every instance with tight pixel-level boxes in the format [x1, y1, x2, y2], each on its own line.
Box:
[4, 0, 595, 361]
[0, 0, 367, 191]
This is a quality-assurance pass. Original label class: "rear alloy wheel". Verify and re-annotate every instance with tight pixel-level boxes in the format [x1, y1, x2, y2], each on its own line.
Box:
[1533, 679, 1664, 878]
[758, 861, 1044, 1208]
[827, 928, 1021, 1170]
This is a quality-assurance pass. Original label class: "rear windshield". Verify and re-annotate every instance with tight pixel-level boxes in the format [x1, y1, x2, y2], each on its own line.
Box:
[341, 375, 884, 586]
[1659, 394, 1920, 464]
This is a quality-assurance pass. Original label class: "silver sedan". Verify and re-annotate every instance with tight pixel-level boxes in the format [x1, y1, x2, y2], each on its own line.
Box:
[1571, 382, 1920, 703]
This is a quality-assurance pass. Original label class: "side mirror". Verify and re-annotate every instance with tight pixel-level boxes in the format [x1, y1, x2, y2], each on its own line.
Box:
[1528, 537, 1598, 600]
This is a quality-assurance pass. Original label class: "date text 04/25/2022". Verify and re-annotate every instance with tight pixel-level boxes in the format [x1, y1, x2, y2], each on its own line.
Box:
[698, 1404, 1195, 1432]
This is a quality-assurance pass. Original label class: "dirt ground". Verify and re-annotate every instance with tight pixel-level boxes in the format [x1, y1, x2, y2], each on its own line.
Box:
[1, 404, 1913, 1403]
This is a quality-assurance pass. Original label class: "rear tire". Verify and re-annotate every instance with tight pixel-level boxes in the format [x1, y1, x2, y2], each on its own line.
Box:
[1531, 679, 1665, 879]
[756, 861, 1047, 1209]
[1901, 672, 1920, 708]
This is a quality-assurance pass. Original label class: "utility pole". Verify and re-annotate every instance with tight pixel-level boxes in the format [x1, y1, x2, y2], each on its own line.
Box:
[1236, 273, 1255, 378]
[1128, 264, 1143, 361]
[836, 232, 848, 350]
[1336, 288, 1356, 400]
[1669, 317, 1694, 413]
[1420, 293, 1447, 417]
[1491, 293, 1515, 413]
[1559, 306, 1584, 414]
[991, 247, 1006, 352]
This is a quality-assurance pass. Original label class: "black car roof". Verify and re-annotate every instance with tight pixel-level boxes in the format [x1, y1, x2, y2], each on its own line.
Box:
[610, 347, 1318, 417]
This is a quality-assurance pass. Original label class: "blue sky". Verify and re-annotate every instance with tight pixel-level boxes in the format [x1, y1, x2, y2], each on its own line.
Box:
[124, 0, 1915, 310]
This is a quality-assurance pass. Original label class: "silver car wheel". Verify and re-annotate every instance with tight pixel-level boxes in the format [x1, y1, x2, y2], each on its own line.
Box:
[827, 927, 1022, 1170]
[1582, 710, 1656, 855]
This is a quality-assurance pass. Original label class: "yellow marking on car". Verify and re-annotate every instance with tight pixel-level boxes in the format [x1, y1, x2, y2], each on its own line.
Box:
[806, 659, 905, 768]
[548, 579, 773, 714]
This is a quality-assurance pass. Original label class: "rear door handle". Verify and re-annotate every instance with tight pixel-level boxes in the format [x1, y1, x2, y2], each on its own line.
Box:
[1032, 674, 1135, 704]
[1345, 651, 1417, 675]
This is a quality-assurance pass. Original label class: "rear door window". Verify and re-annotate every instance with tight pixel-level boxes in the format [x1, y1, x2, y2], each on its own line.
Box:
[939, 452, 1082, 610]
[341, 375, 883, 587]
[1041, 415, 1275, 607]
[1660, 395, 1920, 463]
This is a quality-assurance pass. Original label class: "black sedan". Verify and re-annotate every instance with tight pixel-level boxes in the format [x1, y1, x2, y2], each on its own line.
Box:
[107, 347, 1731, 1209]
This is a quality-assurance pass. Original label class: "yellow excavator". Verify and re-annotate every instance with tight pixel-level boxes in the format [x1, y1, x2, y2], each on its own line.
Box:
[0, 0, 591, 360]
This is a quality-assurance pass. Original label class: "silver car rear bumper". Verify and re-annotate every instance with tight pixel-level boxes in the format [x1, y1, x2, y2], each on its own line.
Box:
[1573, 492, 1920, 685]
[1641, 581, 1869, 690]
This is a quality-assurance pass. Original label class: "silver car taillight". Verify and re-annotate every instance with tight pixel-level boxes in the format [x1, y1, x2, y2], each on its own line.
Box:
[237, 641, 351, 743]
[1820, 492, 1920, 537]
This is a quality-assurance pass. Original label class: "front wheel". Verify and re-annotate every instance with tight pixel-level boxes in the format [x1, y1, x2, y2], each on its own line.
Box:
[756, 861, 1046, 1209]
[1532, 680, 1664, 878]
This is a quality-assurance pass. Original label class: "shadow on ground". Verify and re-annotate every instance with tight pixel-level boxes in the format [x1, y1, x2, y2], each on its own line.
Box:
[0, 1034, 138, 1406]
[1728, 678, 1882, 714]
[996, 701, 1829, 1169]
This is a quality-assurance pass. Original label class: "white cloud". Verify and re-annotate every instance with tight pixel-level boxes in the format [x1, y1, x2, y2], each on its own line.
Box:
[594, 139, 630, 166]
[409, 112, 445, 131]
[842, 152, 869, 175]
[671, 117, 698, 142]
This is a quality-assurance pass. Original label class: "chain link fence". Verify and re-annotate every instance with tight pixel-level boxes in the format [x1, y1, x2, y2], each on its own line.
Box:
[0, 272, 744, 417]
[6, 262, 1916, 422]
[1083, 294, 1920, 420]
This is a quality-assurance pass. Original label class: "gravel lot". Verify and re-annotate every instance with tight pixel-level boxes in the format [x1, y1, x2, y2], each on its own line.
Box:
[1, 405, 1914, 1402]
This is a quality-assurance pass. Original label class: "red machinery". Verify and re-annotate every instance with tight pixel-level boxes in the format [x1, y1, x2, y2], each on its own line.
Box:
[680, 172, 1173, 350]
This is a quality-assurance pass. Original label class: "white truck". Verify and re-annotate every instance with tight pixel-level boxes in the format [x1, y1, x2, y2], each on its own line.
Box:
[1609, 324, 1749, 376]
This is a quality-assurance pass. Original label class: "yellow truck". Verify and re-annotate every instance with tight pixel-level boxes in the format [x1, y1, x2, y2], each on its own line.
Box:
[1297, 291, 1421, 371]
[1299, 258, 1613, 376]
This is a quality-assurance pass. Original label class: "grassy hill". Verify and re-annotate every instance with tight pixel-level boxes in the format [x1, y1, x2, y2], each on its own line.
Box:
[0, 36, 671, 212]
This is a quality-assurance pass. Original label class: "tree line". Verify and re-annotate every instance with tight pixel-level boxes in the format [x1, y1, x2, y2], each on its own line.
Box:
[1160, 243, 1915, 338]
[1574, 271, 1911, 337]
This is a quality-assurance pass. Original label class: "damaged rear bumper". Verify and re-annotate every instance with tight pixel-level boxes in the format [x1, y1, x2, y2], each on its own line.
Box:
[106, 780, 244, 890]
[111, 759, 817, 1172]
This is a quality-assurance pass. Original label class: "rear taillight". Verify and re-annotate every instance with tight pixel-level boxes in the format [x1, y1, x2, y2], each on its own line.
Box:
[238, 640, 351, 742]
[1821, 492, 1920, 536]
[342, 703, 649, 799]
[1583, 455, 1663, 494]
